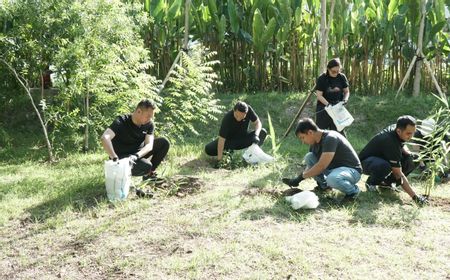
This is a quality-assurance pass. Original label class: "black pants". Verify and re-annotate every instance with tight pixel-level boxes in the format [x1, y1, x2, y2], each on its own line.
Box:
[361, 154, 418, 185]
[131, 137, 170, 176]
[204, 129, 267, 156]
[316, 109, 347, 137]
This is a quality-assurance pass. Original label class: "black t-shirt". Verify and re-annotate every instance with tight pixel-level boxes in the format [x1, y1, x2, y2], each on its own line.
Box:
[359, 124, 404, 168]
[315, 73, 349, 110]
[219, 106, 258, 139]
[109, 114, 154, 158]
[310, 130, 362, 172]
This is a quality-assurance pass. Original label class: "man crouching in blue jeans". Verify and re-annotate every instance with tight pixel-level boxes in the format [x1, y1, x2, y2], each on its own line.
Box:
[282, 118, 362, 203]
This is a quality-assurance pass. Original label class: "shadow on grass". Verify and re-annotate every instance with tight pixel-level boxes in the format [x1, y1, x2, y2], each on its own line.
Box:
[348, 188, 421, 227]
[23, 178, 106, 226]
[240, 198, 318, 223]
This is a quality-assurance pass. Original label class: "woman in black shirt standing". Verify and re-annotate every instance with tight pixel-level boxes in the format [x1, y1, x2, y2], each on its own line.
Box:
[314, 58, 350, 136]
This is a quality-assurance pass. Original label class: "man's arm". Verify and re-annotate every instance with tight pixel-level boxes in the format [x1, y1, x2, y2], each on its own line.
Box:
[303, 152, 334, 178]
[217, 136, 226, 161]
[252, 118, 262, 136]
[391, 167, 416, 198]
[138, 134, 154, 158]
[101, 128, 118, 159]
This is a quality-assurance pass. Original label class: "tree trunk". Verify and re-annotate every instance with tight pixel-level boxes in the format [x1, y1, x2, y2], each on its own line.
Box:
[413, 0, 426, 97]
[83, 91, 89, 152]
[1, 59, 55, 162]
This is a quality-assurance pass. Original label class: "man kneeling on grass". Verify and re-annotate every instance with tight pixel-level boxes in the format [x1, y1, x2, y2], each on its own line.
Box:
[101, 99, 170, 197]
[282, 118, 362, 203]
[204, 101, 267, 167]
[358, 115, 428, 205]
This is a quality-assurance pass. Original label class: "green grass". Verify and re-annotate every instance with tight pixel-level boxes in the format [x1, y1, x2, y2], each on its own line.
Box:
[1, 92, 450, 279]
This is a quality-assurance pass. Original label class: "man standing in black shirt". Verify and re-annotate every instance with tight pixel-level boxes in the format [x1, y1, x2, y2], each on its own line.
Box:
[205, 101, 267, 164]
[101, 99, 170, 182]
[359, 115, 427, 205]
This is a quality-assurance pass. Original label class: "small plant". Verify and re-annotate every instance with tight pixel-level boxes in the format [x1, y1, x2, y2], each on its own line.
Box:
[267, 112, 281, 156]
[417, 94, 450, 197]
[219, 150, 247, 170]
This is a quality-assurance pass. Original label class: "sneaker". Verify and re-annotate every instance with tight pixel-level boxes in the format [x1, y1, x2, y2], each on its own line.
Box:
[135, 188, 154, 198]
[143, 171, 158, 181]
[378, 183, 401, 192]
[313, 185, 332, 193]
[341, 190, 360, 203]
[365, 182, 377, 192]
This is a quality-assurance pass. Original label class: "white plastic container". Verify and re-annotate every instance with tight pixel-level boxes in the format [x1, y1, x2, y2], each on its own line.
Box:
[104, 158, 132, 201]
[285, 190, 319, 210]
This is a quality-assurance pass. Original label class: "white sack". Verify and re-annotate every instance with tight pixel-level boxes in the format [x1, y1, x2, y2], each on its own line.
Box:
[242, 144, 275, 164]
[324, 102, 354, 132]
[285, 190, 319, 210]
[104, 158, 132, 201]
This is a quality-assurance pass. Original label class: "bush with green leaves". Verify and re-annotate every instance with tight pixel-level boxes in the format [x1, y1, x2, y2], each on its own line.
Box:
[158, 43, 223, 141]
[47, 0, 160, 152]
[1, 0, 160, 154]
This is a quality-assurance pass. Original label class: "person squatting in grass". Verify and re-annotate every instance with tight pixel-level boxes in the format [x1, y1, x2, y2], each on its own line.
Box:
[100, 99, 170, 196]
[314, 58, 351, 137]
[282, 118, 362, 203]
[204, 101, 267, 167]
[358, 115, 428, 205]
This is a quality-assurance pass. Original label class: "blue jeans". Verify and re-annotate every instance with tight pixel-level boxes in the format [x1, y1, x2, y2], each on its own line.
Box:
[304, 152, 361, 195]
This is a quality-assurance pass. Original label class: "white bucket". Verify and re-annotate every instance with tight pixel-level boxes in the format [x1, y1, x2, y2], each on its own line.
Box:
[104, 158, 132, 201]
[242, 144, 275, 164]
[285, 190, 319, 210]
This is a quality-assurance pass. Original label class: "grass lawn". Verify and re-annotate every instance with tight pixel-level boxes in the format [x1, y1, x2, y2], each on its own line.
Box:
[1, 92, 449, 279]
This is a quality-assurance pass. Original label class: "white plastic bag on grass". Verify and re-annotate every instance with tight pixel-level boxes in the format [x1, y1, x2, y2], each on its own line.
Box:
[324, 102, 354, 132]
[285, 191, 319, 210]
[242, 144, 275, 164]
[104, 158, 132, 201]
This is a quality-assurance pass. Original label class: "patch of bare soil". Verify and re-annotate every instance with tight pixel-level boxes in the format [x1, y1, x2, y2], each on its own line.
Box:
[427, 197, 450, 211]
[141, 175, 204, 197]
[240, 187, 281, 198]
[180, 158, 212, 170]
[241, 187, 304, 198]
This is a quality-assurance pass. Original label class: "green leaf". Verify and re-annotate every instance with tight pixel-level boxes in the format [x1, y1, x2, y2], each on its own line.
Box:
[429, 21, 446, 41]
[387, 0, 398, 21]
[261, 18, 277, 46]
[168, 0, 182, 19]
[228, 0, 240, 34]
[218, 15, 226, 43]
[151, 0, 165, 19]
[365, 7, 376, 21]
[252, 8, 264, 52]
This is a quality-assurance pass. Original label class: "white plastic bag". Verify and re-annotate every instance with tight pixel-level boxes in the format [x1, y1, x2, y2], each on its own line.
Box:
[104, 158, 132, 201]
[285, 190, 319, 210]
[324, 102, 354, 132]
[242, 144, 275, 164]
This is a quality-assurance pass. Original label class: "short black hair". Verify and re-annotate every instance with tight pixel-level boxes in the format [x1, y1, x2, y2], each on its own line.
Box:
[327, 58, 341, 69]
[233, 101, 248, 113]
[136, 99, 156, 111]
[295, 118, 319, 135]
[396, 115, 416, 130]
